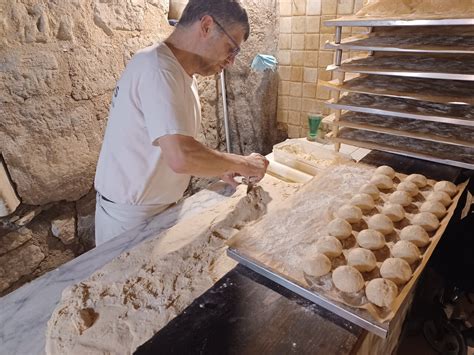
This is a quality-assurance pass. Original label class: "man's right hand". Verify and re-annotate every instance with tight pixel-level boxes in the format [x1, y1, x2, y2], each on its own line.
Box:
[242, 153, 269, 182]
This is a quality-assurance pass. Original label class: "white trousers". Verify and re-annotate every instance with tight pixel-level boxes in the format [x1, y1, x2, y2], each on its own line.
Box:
[95, 192, 170, 246]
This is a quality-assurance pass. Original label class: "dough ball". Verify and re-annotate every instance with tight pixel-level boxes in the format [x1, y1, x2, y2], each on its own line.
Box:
[434, 181, 457, 197]
[359, 183, 380, 200]
[303, 253, 332, 277]
[380, 258, 412, 285]
[375, 165, 395, 179]
[397, 181, 419, 197]
[382, 203, 405, 222]
[368, 214, 394, 235]
[327, 218, 353, 239]
[315, 236, 343, 257]
[389, 191, 412, 207]
[427, 191, 452, 207]
[347, 248, 377, 272]
[399, 225, 430, 247]
[370, 174, 394, 189]
[391, 240, 421, 264]
[336, 205, 363, 224]
[412, 212, 440, 232]
[332, 265, 365, 293]
[356, 229, 385, 250]
[420, 201, 446, 219]
[405, 174, 427, 188]
[365, 278, 398, 308]
[350, 193, 375, 211]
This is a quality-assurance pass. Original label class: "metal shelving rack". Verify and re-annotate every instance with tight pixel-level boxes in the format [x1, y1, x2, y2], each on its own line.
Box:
[321, 17, 474, 169]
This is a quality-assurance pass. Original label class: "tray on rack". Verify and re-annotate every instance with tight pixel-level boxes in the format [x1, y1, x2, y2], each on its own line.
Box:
[333, 128, 474, 170]
[327, 54, 474, 81]
[320, 75, 474, 106]
[326, 92, 474, 127]
[324, 17, 474, 27]
[227, 163, 468, 338]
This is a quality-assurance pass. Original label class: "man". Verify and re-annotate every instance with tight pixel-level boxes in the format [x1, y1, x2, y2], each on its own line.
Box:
[94, 0, 269, 246]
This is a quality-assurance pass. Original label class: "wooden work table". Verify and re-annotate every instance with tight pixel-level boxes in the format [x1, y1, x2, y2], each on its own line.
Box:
[135, 151, 471, 355]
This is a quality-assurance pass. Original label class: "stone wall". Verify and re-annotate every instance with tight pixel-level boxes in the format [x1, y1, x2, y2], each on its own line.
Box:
[0, 0, 280, 296]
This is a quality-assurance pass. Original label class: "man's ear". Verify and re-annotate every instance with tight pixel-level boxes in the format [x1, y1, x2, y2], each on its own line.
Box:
[200, 15, 213, 38]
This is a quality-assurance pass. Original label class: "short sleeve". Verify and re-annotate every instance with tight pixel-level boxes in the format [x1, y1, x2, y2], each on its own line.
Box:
[138, 69, 193, 143]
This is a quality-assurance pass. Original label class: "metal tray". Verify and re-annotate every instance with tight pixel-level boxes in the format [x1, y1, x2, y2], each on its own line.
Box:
[227, 247, 390, 337]
[324, 17, 474, 27]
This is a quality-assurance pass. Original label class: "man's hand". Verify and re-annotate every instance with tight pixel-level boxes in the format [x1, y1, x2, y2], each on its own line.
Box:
[221, 172, 240, 188]
[241, 153, 269, 182]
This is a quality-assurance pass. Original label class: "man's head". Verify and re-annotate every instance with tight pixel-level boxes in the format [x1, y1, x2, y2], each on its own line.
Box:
[176, 0, 250, 76]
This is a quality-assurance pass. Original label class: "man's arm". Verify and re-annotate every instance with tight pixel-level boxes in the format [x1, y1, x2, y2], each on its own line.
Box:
[157, 134, 268, 181]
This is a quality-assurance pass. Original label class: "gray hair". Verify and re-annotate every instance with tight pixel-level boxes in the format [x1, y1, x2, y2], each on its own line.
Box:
[178, 0, 250, 41]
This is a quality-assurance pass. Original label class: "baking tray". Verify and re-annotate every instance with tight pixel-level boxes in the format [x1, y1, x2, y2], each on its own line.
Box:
[324, 17, 474, 27]
[227, 163, 468, 339]
[325, 92, 474, 128]
[320, 75, 474, 106]
[334, 128, 474, 170]
[327, 54, 474, 81]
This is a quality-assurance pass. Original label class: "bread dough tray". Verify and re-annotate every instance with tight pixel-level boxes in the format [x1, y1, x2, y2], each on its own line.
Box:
[227, 163, 467, 339]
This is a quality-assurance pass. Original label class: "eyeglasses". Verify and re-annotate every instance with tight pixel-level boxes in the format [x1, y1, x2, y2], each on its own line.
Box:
[211, 16, 241, 58]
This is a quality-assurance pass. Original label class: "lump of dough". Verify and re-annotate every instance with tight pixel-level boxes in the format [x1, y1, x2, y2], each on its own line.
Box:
[365, 278, 398, 308]
[356, 229, 385, 250]
[332, 265, 365, 293]
[347, 248, 377, 272]
[336, 204, 363, 224]
[375, 165, 395, 179]
[420, 201, 446, 219]
[380, 258, 412, 285]
[397, 181, 419, 197]
[350, 193, 375, 211]
[303, 253, 332, 277]
[382, 203, 405, 222]
[427, 191, 452, 207]
[412, 212, 440, 232]
[434, 181, 457, 197]
[405, 174, 427, 188]
[359, 183, 380, 200]
[327, 218, 353, 239]
[315, 236, 343, 257]
[399, 225, 430, 247]
[370, 174, 394, 189]
[368, 214, 394, 235]
[389, 191, 412, 206]
[391, 240, 421, 264]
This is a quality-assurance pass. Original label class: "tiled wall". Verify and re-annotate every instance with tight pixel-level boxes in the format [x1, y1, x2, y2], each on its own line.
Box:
[276, 0, 365, 138]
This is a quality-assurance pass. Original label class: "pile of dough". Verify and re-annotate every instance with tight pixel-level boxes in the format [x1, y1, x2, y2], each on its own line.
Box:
[434, 181, 457, 197]
[347, 248, 377, 272]
[332, 265, 365, 293]
[315, 236, 343, 257]
[412, 212, 440, 232]
[427, 191, 452, 207]
[356, 229, 385, 250]
[350, 193, 375, 211]
[368, 214, 394, 235]
[405, 174, 427, 188]
[420, 201, 446, 218]
[397, 181, 419, 197]
[336, 205, 363, 224]
[327, 218, 353, 239]
[382, 203, 405, 222]
[399, 225, 430, 247]
[370, 174, 394, 189]
[391, 240, 420, 264]
[365, 278, 398, 308]
[375, 165, 395, 179]
[389, 191, 412, 206]
[380, 258, 412, 285]
[359, 183, 380, 200]
[303, 253, 332, 277]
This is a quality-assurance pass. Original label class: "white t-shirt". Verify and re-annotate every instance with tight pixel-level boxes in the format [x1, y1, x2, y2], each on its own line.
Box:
[95, 43, 201, 205]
